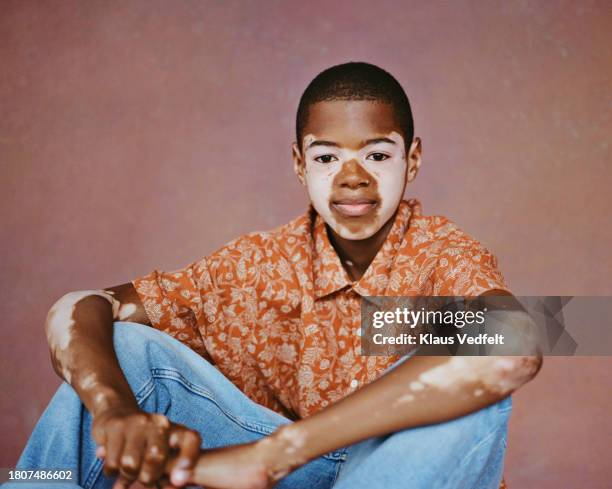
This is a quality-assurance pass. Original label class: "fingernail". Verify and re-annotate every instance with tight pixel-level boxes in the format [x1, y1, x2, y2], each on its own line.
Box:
[171, 469, 190, 485]
[95, 446, 106, 458]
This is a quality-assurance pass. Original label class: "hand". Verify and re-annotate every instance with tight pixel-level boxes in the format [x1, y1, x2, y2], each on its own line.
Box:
[187, 425, 309, 489]
[189, 442, 275, 489]
[92, 406, 201, 488]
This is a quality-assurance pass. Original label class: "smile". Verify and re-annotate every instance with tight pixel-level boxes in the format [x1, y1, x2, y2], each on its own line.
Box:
[332, 198, 378, 217]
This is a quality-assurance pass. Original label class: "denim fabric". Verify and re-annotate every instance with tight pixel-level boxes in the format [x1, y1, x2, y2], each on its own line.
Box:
[3, 321, 511, 489]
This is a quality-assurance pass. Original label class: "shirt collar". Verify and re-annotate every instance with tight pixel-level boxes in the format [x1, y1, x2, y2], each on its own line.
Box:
[311, 199, 420, 299]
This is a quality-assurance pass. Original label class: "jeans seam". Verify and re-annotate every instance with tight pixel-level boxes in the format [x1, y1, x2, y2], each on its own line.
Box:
[329, 458, 345, 487]
[440, 428, 501, 489]
[152, 368, 360, 470]
[150, 368, 346, 462]
[150, 367, 279, 435]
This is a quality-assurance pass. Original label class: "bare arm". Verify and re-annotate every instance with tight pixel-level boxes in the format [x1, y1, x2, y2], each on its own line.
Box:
[262, 350, 541, 479]
[260, 292, 542, 479]
[184, 292, 543, 489]
[45, 283, 148, 416]
[45, 284, 200, 488]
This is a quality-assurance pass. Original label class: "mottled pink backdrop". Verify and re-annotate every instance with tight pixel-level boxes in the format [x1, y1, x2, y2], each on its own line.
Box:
[1, 1, 611, 487]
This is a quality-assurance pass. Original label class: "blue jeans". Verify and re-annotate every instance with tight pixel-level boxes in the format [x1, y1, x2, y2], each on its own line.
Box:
[3, 322, 512, 489]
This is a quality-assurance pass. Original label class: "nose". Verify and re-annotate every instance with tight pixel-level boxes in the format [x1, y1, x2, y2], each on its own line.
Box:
[336, 159, 372, 190]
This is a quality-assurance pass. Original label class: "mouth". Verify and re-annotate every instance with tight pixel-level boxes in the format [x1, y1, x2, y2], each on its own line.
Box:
[331, 198, 378, 217]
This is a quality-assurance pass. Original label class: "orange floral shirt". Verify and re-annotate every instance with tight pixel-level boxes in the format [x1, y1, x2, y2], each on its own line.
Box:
[132, 199, 509, 419]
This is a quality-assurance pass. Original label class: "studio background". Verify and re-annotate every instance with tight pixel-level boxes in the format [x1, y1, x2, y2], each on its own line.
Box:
[1, 1, 611, 487]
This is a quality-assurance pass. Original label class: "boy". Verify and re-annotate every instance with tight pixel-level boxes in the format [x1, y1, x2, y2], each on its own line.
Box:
[10, 62, 541, 489]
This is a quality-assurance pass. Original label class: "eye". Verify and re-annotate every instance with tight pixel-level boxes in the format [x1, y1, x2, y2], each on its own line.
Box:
[366, 152, 390, 162]
[314, 154, 338, 164]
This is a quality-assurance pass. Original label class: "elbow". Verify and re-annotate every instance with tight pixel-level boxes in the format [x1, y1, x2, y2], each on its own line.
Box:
[524, 350, 543, 382]
[491, 353, 542, 395]
[471, 352, 542, 398]
[45, 292, 72, 341]
[45, 290, 85, 349]
[514, 323, 544, 385]
[515, 352, 543, 390]
[45, 294, 64, 342]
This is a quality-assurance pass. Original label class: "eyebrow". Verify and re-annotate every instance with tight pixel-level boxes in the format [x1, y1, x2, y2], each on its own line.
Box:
[306, 137, 397, 150]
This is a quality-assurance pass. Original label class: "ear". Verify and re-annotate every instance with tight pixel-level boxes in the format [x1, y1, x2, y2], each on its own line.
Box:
[406, 137, 422, 183]
[292, 142, 307, 186]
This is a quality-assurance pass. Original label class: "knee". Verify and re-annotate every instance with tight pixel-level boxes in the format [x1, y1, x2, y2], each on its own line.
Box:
[111, 321, 177, 374]
[457, 396, 511, 428]
[111, 321, 205, 376]
[388, 396, 511, 455]
[112, 321, 171, 355]
[445, 397, 511, 442]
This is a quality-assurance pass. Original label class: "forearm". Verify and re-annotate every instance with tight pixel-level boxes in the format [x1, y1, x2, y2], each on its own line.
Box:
[270, 353, 540, 471]
[45, 291, 139, 417]
[265, 305, 543, 476]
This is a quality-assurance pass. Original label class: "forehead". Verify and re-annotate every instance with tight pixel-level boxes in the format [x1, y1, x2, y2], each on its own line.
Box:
[303, 100, 401, 148]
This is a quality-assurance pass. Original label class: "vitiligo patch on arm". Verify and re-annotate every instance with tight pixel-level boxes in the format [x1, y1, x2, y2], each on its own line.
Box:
[389, 356, 541, 411]
[45, 289, 139, 383]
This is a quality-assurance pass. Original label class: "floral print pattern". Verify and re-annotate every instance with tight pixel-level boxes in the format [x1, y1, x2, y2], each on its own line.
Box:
[132, 199, 509, 419]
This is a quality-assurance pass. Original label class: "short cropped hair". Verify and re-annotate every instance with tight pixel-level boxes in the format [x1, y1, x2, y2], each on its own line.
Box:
[296, 62, 414, 150]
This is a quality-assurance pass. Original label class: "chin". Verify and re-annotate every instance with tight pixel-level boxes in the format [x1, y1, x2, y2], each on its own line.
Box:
[332, 222, 381, 240]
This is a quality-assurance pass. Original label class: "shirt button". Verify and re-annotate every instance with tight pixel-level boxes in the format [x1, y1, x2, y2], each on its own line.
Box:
[350, 379, 359, 389]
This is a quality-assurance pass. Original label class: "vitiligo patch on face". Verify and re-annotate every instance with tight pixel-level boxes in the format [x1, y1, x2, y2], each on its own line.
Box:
[301, 131, 408, 240]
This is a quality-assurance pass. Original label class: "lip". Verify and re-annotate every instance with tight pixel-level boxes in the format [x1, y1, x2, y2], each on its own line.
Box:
[331, 198, 378, 217]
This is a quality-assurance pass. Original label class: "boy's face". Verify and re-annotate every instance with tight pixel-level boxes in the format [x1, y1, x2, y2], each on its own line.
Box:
[293, 100, 421, 240]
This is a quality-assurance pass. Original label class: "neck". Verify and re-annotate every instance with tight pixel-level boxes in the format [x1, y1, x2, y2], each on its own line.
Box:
[326, 211, 397, 281]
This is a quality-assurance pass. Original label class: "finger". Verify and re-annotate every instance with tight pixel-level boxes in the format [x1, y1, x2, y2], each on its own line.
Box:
[91, 417, 106, 445]
[118, 426, 147, 482]
[155, 474, 177, 489]
[103, 429, 125, 476]
[169, 427, 202, 468]
[138, 426, 169, 486]
[96, 445, 106, 459]
[168, 428, 201, 487]
[111, 474, 132, 489]
[92, 422, 107, 447]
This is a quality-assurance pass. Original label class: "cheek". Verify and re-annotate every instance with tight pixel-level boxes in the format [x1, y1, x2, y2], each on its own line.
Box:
[305, 163, 337, 202]
[366, 160, 407, 205]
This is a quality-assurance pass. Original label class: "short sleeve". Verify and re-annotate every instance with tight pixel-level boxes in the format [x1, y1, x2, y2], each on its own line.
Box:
[432, 234, 510, 297]
[131, 259, 209, 356]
